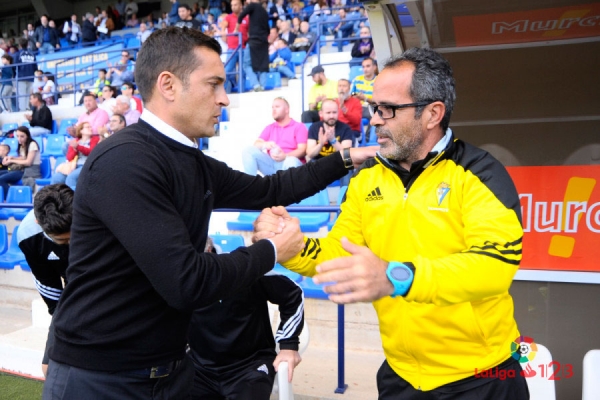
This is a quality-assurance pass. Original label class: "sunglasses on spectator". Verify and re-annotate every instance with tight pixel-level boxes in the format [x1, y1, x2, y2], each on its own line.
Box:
[121, 86, 130, 91]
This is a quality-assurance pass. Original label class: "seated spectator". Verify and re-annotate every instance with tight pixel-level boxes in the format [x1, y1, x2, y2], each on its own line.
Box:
[126, 13, 140, 28]
[98, 113, 126, 140]
[92, 69, 110, 97]
[278, 20, 296, 44]
[81, 13, 97, 44]
[291, 16, 301, 35]
[120, 81, 142, 111]
[0, 54, 14, 113]
[350, 56, 377, 120]
[51, 122, 99, 190]
[25, 93, 53, 136]
[106, 51, 135, 88]
[112, 95, 140, 126]
[269, 39, 296, 79]
[125, 0, 139, 21]
[32, 69, 45, 94]
[136, 22, 152, 43]
[98, 85, 117, 116]
[330, 8, 354, 52]
[301, 65, 338, 123]
[349, 26, 374, 66]
[69, 92, 109, 136]
[290, 21, 315, 52]
[34, 15, 60, 54]
[335, 78, 362, 140]
[269, 0, 288, 26]
[0, 126, 41, 196]
[175, 4, 202, 30]
[306, 99, 353, 162]
[201, 13, 217, 35]
[242, 97, 307, 176]
[41, 72, 56, 105]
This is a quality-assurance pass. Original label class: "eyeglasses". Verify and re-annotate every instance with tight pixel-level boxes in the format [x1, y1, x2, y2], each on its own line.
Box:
[368, 100, 437, 120]
[121, 86, 130, 90]
[121, 54, 129, 57]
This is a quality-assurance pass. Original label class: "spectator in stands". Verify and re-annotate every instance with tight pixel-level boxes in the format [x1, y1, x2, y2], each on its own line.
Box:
[189, 248, 304, 399]
[41, 72, 56, 105]
[127, 13, 140, 28]
[15, 38, 37, 112]
[175, 4, 202, 29]
[81, 13, 98, 44]
[222, 0, 248, 93]
[96, 9, 116, 40]
[93, 6, 103, 24]
[52, 122, 99, 190]
[0, 144, 10, 169]
[0, 126, 41, 196]
[98, 84, 117, 116]
[70, 92, 109, 136]
[99, 113, 126, 139]
[306, 99, 353, 162]
[0, 54, 14, 113]
[350, 26, 374, 67]
[17, 183, 74, 377]
[290, 20, 315, 52]
[331, 8, 354, 52]
[351, 56, 377, 120]
[301, 65, 338, 123]
[242, 97, 308, 176]
[269, 39, 296, 79]
[208, 0, 223, 19]
[106, 51, 135, 88]
[63, 14, 81, 46]
[269, 0, 288, 26]
[168, 0, 180, 25]
[32, 69, 44, 94]
[291, 16, 301, 35]
[267, 26, 279, 55]
[34, 15, 60, 54]
[201, 13, 217, 34]
[92, 68, 110, 96]
[24, 24, 36, 50]
[125, 0, 139, 20]
[238, 0, 271, 91]
[25, 93, 52, 136]
[278, 20, 296, 44]
[120, 81, 142, 111]
[137, 22, 152, 43]
[336, 78, 362, 140]
[115, 0, 127, 23]
[113, 94, 141, 126]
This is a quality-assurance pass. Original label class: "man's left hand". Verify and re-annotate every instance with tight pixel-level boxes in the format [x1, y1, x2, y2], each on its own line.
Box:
[313, 237, 393, 304]
[273, 349, 302, 382]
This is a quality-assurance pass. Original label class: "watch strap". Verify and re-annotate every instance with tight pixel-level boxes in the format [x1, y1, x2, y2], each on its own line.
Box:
[342, 148, 353, 169]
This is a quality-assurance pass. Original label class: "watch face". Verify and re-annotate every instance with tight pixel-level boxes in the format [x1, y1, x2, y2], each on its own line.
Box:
[390, 267, 411, 281]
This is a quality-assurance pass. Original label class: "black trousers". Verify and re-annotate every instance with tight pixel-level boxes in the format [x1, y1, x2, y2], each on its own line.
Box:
[377, 358, 530, 400]
[42, 357, 194, 400]
[190, 357, 275, 400]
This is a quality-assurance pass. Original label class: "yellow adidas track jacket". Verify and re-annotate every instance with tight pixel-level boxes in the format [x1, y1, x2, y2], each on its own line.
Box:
[283, 136, 523, 391]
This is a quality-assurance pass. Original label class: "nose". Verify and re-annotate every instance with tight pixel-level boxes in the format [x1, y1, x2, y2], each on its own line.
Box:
[370, 110, 384, 127]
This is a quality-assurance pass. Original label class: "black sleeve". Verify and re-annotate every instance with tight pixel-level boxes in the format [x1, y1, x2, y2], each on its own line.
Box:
[19, 240, 64, 315]
[338, 122, 355, 142]
[260, 274, 304, 350]
[307, 122, 320, 140]
[30, 109, 43, 129]
[350, 40, 362, 58]
[238, 4, 253, 23]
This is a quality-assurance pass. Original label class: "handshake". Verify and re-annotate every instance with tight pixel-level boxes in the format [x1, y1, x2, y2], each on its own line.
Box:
[252, 206, 304, 264]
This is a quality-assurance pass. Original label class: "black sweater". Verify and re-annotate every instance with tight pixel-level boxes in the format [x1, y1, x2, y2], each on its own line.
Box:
[50, 119, 347, 371]
[238, 2, 270, 40]
[31, 104, 53, 131]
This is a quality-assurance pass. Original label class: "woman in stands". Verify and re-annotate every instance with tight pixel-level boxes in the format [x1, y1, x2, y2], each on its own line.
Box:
[0, 126, 41, 199]
[51, 122, 99, 190]
[98, 85, 117, 116]
[41, 72, 56, 105]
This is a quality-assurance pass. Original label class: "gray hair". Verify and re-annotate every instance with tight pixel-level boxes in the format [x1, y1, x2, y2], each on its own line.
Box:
[116, 95, 130, 107]
[383, 47, 456, 131]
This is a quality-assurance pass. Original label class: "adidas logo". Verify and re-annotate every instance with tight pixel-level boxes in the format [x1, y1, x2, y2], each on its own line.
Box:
[257, 364, 269, 375]
[47, 251, 60, 261]
[365, 187, 383, 201]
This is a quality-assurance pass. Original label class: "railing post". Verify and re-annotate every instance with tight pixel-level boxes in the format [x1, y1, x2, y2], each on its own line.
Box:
[335, 304, 348, 394]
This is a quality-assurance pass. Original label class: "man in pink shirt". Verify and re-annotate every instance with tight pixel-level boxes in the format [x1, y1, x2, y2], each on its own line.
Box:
[242, 97, 308, 176]
[71, 92, 110, 136]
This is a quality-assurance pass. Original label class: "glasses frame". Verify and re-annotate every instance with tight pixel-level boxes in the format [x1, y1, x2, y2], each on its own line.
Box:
[369, 100, 437, 120]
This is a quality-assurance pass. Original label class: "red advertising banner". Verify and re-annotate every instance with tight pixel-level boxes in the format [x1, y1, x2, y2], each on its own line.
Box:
[453, 3, 600, 46]
[507, 166, 600, 272]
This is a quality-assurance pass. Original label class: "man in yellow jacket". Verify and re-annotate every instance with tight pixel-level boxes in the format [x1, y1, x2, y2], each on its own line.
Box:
[254, 47, 528, 399]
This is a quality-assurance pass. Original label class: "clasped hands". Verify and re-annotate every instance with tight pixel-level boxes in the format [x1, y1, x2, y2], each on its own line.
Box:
[252, 207, 394, 304]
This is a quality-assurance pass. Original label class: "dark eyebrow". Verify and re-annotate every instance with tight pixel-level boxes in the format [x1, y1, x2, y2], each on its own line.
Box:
[208, 75, 226, 84]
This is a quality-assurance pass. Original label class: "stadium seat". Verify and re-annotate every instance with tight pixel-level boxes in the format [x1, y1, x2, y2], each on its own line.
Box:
[36, 156, 65, 187]
[328, 185, 348, 230]
[20, 121, 30, 128]
[51, 120, 58, 133]
[272, 264, 303, 283]
[290, 51, 306, 68]
[19, 259, 31, 272]
[299, 277, 328, 299]
[43, 135, 67, 157]
[211, 234, 245, 253]
[2, 138, 19, 156]
[0, 224, 8, 255]
[304, 122, 312, 130]
[526, 343, 556, 400]
[361, 126, 377, 147]
[33, 137, 44, 153]
[0, 185, 33, 221]
[220, 108, 229, 122]
[349, 65, 363, 81]
[0, 225, 26, 269]
[2, 122, 18, 135]
[583, 349, 600, 400]
[58, 118, 77, 135]
[264, 72, 282, 90]
[127, 38, 141, 48]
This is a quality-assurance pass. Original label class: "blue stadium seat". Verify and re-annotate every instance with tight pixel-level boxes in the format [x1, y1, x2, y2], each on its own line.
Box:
[0, 186, 33, 221]
[264, 72, 282, 90]
[273, 264, 303, 283]
[36, 156, 65, 187]
[226, 211, 260, 231]
[304, 122, 312, 130]
[43, 135, 67, 157]
[220, 108, 229, 122]
[2, 138, 19, 156]
[51, 120, 58, 134]
[211, 234, 245, 253]
[290, 51, 307, 67]
[33, 137, 44, 153]
[2, 123, 18, 135]
[328, 186, 348, 230]
[127, 38, 141, 48]
[299, 277, 328, 299]
[58, 118, 77, 135]
[0, 225, 26, 269]
[19, 260, 31, 272]
[20, 121, 30, 128]
[361, 126, 377, 147]
[349, 65, 363, 81]
[0, 224, 8, 255]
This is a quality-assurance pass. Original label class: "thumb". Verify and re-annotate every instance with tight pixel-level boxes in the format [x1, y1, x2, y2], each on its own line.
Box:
[271, 205, 291, 218]
[340, 237, 362, 255]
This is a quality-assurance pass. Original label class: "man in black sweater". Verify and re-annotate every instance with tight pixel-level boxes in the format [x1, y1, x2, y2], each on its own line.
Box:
[25, 92, 53, 136]
[237, 0, 270, 91]
[43, 27, 376, 399]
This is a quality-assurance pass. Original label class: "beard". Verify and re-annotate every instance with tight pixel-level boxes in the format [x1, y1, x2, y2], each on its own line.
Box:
[376, 119, 423, 163]
[324, 118, 337, 127]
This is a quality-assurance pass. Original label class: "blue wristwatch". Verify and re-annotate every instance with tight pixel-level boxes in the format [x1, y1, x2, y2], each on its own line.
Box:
[386, 262, 414, 297]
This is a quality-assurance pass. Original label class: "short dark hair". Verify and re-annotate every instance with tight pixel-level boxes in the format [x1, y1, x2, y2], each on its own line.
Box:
[112, 113, 127, 126]
[1, 54, 13, 63]
[121, 81, 134, 91]
[383, 48, 456, 132]
[99, 68, 107, 74]
[135, 26, 221, 103]
[362, 57, 375, 66]
[178, 3, 192, 11]
[30, 92, 43, 103]
[34, 184, 74, 235]
[82, 91, 96, 99]
[18, 38, 28, 49]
